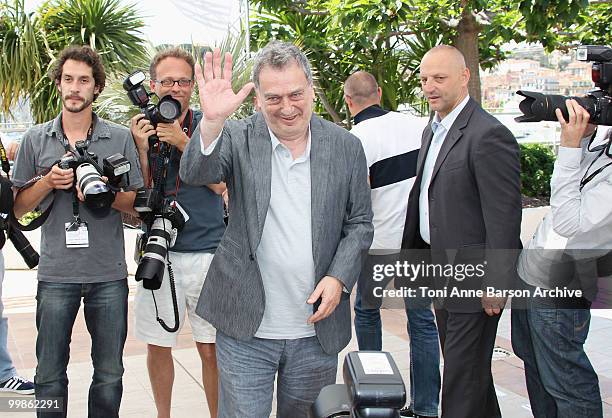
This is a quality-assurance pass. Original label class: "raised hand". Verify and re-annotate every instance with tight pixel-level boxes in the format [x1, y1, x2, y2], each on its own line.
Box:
[196, 48, 254, 123]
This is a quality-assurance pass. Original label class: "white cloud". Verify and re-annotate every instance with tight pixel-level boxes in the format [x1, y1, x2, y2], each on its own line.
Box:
[24, 0, 243, 46]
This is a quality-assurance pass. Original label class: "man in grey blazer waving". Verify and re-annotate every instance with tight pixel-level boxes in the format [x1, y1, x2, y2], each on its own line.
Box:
[180, 41, 373, 417]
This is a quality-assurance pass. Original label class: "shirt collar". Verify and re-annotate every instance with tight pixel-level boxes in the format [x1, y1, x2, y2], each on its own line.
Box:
[48, 112, 111, 142]
[268, 127, 312, 159]
[353, 104, 388, 125]
[433, 95, 470, 132]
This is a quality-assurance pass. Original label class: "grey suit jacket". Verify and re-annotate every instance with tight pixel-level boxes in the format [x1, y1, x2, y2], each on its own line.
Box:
[180, 112, 373, 354]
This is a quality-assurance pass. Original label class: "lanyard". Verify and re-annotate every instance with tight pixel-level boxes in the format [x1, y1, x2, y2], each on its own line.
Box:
[150, 109, 193, 198]
[60, 117, 94, 222]
[580, 147, 612, 192]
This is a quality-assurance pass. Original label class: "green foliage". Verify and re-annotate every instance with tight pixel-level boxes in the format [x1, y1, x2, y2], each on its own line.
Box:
[0, 0, 147, 123]
[251, 0, 609, 120]
[520, 143, 556, 198]
[17, 210, 42, 226]
[251, 0, 431, 123]
[572, 1, 612, 47]
[0, 0, 44, 114]
[96, 31, 254, 125]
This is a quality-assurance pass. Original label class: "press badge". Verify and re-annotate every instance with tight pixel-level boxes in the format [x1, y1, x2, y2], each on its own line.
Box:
[65, 221, 89, 248]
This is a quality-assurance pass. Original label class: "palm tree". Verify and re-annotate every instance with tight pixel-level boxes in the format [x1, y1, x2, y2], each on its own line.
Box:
[0, 0, 147, 123]
[96, 31, 254, 125]
[0, 0, 43, 115]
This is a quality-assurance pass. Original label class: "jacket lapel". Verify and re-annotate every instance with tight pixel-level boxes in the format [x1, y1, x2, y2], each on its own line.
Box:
[429, 98, 476, 184]
[249, 113, 273, 247]
[417, 124, 434, 178]
[309, 116, 331, 265]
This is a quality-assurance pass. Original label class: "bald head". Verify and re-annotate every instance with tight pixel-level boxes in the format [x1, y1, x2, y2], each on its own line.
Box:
[422, 45, 467, 72]
[344, 71, 382, 116]
[419, 45, 470, 119]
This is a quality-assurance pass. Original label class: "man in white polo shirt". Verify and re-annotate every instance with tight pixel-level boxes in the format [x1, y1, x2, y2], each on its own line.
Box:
[344, 71, 440, 418]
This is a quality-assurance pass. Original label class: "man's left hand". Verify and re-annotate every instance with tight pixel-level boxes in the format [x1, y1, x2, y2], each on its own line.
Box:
[157, 120, 188, 151]
[307, 276, 344, 324]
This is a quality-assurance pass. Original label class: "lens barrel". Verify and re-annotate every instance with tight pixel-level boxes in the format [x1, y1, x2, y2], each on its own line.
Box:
[135, 217, 174, 290]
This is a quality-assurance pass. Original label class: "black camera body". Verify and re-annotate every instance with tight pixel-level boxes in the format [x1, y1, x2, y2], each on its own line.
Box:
[59, 141, 131, 216]
[123, 70, 182, 148]
[516, 45, 612, 126]
[311, 351, 406, 418]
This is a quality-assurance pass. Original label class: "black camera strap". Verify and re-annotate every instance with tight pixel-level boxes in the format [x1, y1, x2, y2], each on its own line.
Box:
[60, 120, 94, 224]
[580, 147, 612, 191]
[147, 110, 193, 334]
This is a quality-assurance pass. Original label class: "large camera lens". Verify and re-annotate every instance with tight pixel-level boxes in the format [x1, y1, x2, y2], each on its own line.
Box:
[75, 163, 114, 213]
[136, 217, 174, 290]
[7, 227, 39, 268]
[515, 90, 597, 123]
[157, 95, 182, 122]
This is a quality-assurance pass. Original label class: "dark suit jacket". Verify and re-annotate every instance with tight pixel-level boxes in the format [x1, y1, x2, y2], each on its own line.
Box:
[179, 112, 373, 354]
[402, 98, 522, 305]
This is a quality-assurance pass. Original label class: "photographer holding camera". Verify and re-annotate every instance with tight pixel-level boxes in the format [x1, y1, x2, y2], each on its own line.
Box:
[129, 48, 225, 418]
[512, 100, 610, 418]
[11, 45, 144, 418]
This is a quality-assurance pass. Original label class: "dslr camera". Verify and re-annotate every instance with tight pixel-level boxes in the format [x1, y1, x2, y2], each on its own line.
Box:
[123, 70, 182, 147]
[59, 140, 131, 216]
[516, 45, 612, 126]
[133, 190, 186, 290]
[311, 351, 406, 418]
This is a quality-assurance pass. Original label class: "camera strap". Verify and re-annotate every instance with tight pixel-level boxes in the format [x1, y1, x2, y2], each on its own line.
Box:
[580, 147, 612, 191]
[60, 121, 94, 224]
[173, 109, 193, 197]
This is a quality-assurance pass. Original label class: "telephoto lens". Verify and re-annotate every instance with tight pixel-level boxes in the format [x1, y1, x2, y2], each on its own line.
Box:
[75, 163, 114, 214]
[135, 216, 175, 290]
[7, 227, 39, 268]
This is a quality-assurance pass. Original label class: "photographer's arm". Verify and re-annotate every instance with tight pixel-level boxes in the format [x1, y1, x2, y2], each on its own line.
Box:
[13, 165, 73, 218]
[130, 114, 153, 188]
[112, 191, 138, 217]
[551, 100, 609, 238]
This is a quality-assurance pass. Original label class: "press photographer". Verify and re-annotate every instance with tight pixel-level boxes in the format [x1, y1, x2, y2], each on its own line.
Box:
[512, 45, 612, 415]
[11, 45, 144, 418]
[128, 47, 225, 418]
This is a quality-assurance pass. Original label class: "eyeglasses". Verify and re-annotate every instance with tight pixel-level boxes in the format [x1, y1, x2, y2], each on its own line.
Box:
[154, 79, 193, 88]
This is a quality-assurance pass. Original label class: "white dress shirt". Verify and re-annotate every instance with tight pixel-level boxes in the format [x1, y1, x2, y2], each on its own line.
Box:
[518, 127, 612, 299]
[419, 95, 470, 244]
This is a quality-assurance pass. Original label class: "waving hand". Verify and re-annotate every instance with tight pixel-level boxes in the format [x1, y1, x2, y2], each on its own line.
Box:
[196, 48, 254, 146]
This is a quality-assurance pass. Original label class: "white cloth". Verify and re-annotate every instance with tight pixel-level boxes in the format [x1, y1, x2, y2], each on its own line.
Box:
[419, 95, 470, 243]
[254, 128, 316, 339]
[351, 111, 426, 249]
[518, 127, 612, 293]
[134, 251, 216, 346]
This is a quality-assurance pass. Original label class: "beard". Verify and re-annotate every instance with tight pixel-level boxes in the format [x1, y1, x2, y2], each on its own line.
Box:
[62, 94, 94, 113]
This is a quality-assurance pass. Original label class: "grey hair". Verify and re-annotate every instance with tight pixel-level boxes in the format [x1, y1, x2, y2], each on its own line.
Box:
[252, 41, 313, 88]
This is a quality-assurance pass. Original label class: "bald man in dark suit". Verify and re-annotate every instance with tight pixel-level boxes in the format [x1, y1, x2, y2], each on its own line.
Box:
[402, 45, 522, 418]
